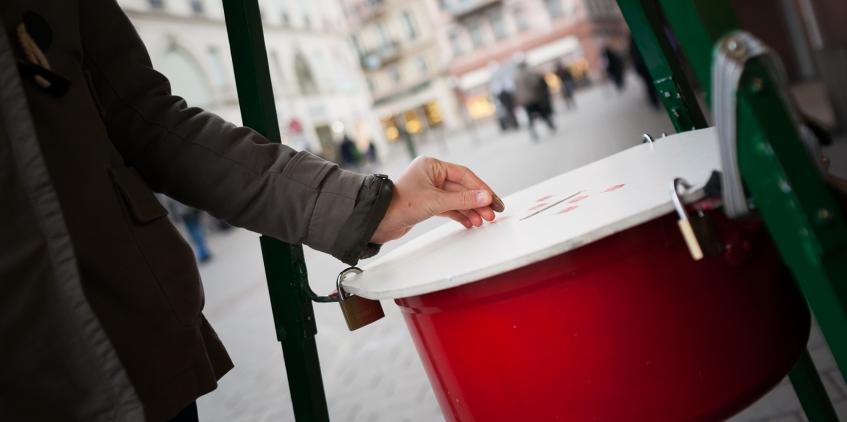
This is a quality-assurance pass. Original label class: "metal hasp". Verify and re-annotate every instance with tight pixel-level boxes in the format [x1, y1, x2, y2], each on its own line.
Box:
[616, 0, 709, 132]
[222, 1, 330, 420]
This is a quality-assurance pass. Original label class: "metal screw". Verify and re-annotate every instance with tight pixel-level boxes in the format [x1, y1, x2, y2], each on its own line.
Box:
[749, 78, 765, 93]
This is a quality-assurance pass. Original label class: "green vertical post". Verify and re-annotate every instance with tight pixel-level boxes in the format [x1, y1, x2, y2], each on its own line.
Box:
[615, 0, 708, 132]
[789, 350, 840, 421]
[221, 1, 330, 421]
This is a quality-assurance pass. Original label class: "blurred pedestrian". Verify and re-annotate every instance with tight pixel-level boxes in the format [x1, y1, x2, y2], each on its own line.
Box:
[1, 2, 505, 421]
[339, 133, 362, 170]
[603, 46, 626, 91]
[490, 62, 519, 131]
[630, 36, 660, 109]
[160, 196, 213, 263]
[495, 90, 519, 130]
[398, 122, 418, 160]
[555, 61, 577, 110]
[514, 62, 556, 141]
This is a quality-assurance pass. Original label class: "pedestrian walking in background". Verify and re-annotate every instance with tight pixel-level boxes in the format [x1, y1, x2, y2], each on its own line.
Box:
[160, 197, 213, 264]
[603, 46, 626, 91]
[514, 61, 557, 141]
[630, 36, 661, 109]
[489, 62, 519, 131]
[339, 133, 362, 170]
[555, 61, 577, 110]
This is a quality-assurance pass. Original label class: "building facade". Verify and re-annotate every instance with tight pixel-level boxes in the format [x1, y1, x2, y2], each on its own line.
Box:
[118, 0, 387, 162]
[430, 0, 629, 119]
[340, 0, 464, 144]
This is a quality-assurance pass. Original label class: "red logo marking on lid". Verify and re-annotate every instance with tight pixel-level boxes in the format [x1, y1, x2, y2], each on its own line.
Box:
[528, 202, 549, 212]
[604, 184, 625, 192]
[558, 206, 578, 214]
[535, 195, 553, 203]
[567, 195, 589, 204]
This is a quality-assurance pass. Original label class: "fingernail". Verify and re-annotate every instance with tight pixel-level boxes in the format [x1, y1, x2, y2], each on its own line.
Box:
[475, 190, 492, 206]
[491, 194, 506, 212]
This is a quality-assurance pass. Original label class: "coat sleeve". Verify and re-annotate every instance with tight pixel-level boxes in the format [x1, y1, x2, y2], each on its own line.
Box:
[77, 0, 392, 264]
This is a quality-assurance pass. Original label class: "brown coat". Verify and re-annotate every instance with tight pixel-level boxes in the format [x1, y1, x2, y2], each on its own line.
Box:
[0, 1, 391, 421]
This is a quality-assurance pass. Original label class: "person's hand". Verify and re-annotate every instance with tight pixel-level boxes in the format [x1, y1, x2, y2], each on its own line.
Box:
[370, 157, 505, 244]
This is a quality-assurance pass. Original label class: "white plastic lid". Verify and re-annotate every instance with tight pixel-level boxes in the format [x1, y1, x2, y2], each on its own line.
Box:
[343, 128, 719, 300]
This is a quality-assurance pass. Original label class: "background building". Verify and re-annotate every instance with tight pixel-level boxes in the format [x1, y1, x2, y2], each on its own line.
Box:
[118, 0, 387, 162]
[430, 0, 629, 120]
[340, 0, 464, 145]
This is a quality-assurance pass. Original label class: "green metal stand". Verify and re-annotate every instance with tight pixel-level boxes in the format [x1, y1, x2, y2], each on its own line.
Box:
[616, 0, 709, 132]
[222, 1, 330, 420]
[790, 350, 840, 421]
[619, 0, 847, 420]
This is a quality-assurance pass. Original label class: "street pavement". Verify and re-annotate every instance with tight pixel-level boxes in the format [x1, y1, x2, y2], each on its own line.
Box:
[195, 79, 847, 421]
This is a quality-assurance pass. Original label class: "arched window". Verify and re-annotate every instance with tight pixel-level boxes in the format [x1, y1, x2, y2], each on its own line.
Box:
[294, 51, 318, 95]
[158, 46, 213, 107]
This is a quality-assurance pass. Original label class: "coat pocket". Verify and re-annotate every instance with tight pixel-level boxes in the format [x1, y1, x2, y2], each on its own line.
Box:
[109, 166, 204, 326]
[109, 166, 168, 223]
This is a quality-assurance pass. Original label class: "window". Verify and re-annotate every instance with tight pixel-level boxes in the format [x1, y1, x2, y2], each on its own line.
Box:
[390, 66, 402, 85]
[449, 30, 464, 57]
[416, 56, 428, 74]
[149, 0, 164, 9]
[401, 11, 418, 40]
[189, 0, 204, 14]
[281, 11, 291, 26]
[489, 9, 507, 40]
[545, 0, 563, 18]
[270, 50, 290, 96]
[468, 19, 486, 48]
[294, 51, 318, 95]
[512, 6, 530, 32]
[377, 22, 390, 46]
[304, 14, 312, 29]
[351, 34, 362, 55]
[206, 46, 228, 88]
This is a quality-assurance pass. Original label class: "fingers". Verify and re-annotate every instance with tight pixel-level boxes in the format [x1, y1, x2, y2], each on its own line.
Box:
[443, 181, 496, 222]
[437, 189, 492, 214]
[438, 160, 505, 212]
[440, 211, 472, 228]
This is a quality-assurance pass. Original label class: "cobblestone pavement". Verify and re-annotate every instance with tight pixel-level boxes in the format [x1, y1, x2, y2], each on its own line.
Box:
[195, 80, 847, 421]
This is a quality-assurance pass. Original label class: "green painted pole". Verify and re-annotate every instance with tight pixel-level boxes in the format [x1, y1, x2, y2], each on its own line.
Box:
[789, 350, 840, 422]
[221, 1, 330, 420]
[615, 0, 708, 132]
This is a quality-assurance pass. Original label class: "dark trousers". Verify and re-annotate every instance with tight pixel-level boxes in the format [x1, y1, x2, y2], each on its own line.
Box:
[169, 402, 199, 422]
[524, 102, 556, 140]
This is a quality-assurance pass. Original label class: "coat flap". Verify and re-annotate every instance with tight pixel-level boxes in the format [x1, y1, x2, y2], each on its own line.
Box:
[109, 166, 168, 224]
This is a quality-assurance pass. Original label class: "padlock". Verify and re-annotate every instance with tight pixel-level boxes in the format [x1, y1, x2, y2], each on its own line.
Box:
[671, 178, 704, 261]
[689, 209, 724, 257]
[334, 267, 385, 331]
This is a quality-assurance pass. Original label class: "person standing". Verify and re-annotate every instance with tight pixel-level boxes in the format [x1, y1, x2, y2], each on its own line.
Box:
[514, 62, 556, 141]
[555, 61, 577, 110]
[629, 36, 660, 109]
[603, 46, 626, 91]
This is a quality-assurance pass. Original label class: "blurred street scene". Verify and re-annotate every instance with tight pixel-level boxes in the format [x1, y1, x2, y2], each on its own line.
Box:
[116, 0, 847, 420]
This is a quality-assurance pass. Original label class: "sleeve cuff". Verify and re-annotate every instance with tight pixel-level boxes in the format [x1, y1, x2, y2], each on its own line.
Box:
[332, 174, 394, 266]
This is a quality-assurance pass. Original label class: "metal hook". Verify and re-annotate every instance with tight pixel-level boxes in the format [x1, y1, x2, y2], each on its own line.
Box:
[670, 178, 692, 220]
[305, 266, 363, 303]
[642, 133, 654, 145]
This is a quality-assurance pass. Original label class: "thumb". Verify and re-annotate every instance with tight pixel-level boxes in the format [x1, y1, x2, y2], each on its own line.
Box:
[437, 189, 492, 213]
